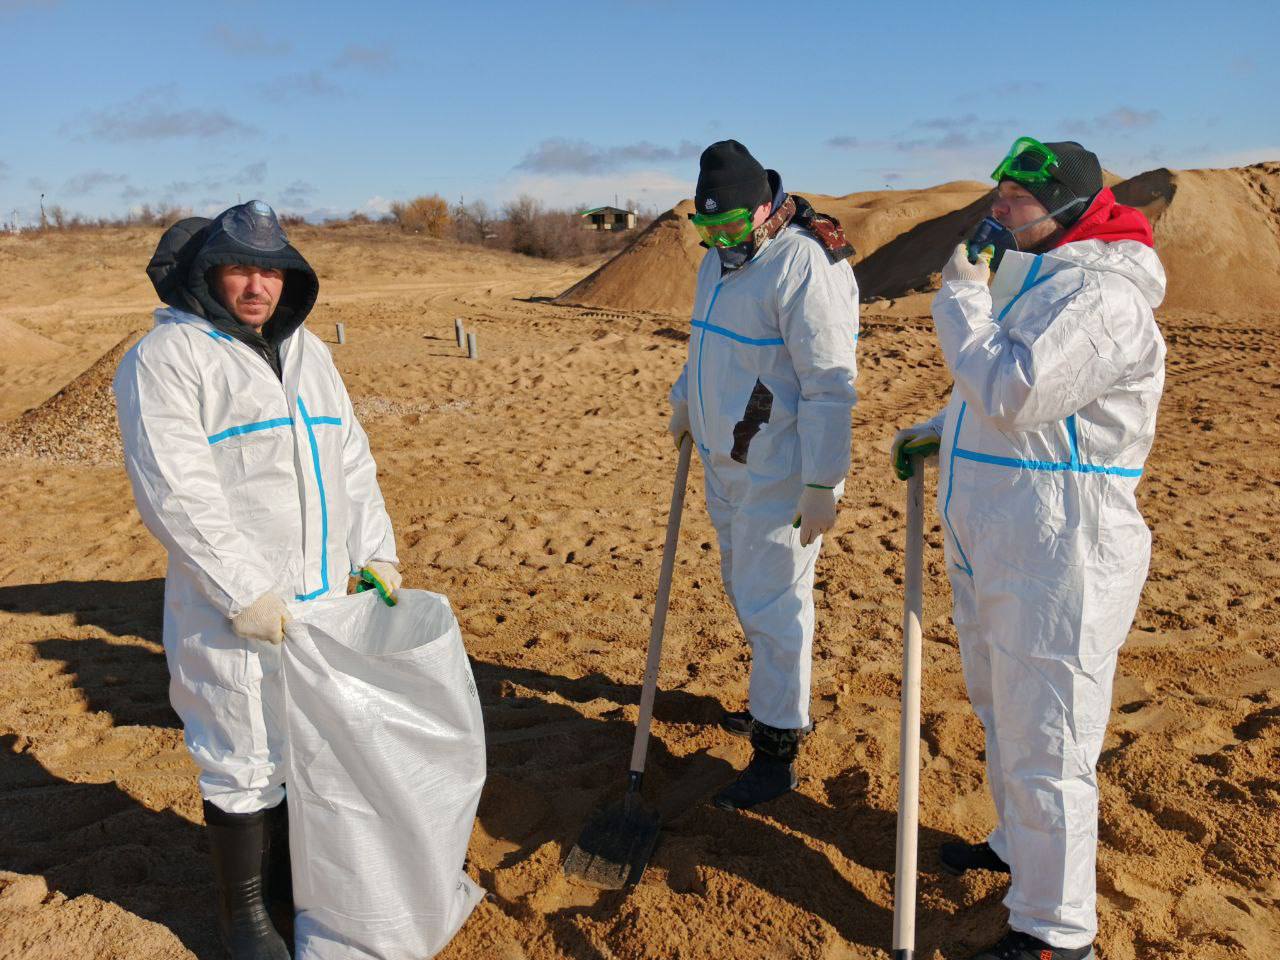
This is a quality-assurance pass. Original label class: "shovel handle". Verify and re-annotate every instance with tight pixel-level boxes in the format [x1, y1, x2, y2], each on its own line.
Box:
[628, 434, 693, 776]
[893, 455, 926, 958]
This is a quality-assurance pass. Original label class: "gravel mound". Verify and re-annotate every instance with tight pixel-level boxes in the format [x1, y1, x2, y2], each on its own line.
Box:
[0, 330, 142, 465]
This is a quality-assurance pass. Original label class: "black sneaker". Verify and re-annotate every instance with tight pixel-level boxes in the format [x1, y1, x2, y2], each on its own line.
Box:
[970, 929, 1093, 960]
[940, 840, 1010, 876]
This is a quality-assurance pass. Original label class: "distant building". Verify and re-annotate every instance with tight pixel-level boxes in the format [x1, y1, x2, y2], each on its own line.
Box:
[580, 206, 636, 231]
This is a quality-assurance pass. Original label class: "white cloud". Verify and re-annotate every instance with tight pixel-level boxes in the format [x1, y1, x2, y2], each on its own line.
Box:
[332, 43, 395, 72]
[359, 195, 392, 216]
[516, 138, 700, 174]
[209, 24, 291, 57]
[495, 169, 694, 212]
[66, 87, 257, 142]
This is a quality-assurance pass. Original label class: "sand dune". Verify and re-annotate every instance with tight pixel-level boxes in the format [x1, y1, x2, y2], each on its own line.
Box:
[0, 317, 68, 363]
[557, 184, 993, 317]
[556, 163, 1280, 320]
[0, 224, 1276, 960]
[1114, 161, 1280, 314]
[556, 199, 704, 315]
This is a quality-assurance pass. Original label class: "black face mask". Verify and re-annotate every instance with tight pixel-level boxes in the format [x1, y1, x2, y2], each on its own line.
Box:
[966, 217, 1018, 271]
[965, 197, 1088, 271]
[717, 240, 756, 271]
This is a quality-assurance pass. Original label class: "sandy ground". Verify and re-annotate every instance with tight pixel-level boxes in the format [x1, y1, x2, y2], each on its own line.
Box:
[0, 227, 1276, 959]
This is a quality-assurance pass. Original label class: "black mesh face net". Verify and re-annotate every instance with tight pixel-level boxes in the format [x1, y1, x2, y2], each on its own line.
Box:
[218, 200, 289, 252]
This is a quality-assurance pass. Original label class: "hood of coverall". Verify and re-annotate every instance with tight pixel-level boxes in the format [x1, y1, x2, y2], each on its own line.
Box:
[146, 204, 319, 357]
[1041, 189, 1166, 310]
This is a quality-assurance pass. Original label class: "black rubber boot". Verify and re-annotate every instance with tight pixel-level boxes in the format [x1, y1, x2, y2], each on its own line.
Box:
[720, 709, 814, 739]
[940, 839, 1010, 876]
[712, 722, 800, 811]
[261, 801, 293, 907]
[262, 800, 294, 948]
[204, 801, 292, 960]
[970, 929, 1094, 959]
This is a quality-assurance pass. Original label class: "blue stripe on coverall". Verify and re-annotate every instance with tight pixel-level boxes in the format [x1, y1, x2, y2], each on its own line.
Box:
[941, 255, 1145, 575]
[204, 399, 342, 601]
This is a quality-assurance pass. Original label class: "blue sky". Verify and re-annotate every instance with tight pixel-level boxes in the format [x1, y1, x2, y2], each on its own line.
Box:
[2, 0, 1277, 224]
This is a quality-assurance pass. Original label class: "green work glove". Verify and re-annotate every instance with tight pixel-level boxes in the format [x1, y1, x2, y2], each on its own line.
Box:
[357, 561, 402, 606]
[891, 424, 942, 480]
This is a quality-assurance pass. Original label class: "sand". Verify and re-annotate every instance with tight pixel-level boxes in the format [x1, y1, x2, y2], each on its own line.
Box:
[558, 163, 1280, 321]
[1114, 162, 1280, 315]
[556, 199, 704, 315]
[0, 224, 1277, 959]
[556, 185, 995, 317]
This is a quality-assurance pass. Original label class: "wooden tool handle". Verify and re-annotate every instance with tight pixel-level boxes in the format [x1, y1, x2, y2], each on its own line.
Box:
[629, 434, 693, 776]
[893, 455, 926, 956]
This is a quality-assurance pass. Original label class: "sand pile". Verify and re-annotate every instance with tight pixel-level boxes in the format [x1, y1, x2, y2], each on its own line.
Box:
[1113, 161, 1280, 314]
[845, 163, 1280, 310]
[556, 199, 703, 315]
[556, 163, 1280, 316]
[556, 185, 992, 316]
[833, 170, 1122, 303]
[0, 330, 141, 465]
[0, 317, 68, 364]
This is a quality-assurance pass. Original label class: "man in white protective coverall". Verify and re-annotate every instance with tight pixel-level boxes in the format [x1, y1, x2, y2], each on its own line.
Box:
[890, 139, 1165, 960]
[114, 201, 402, 960]
[669, 140, 859, 812]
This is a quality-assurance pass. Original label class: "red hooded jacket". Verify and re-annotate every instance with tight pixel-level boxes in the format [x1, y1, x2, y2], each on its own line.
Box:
[1054, 187, 1153, 248]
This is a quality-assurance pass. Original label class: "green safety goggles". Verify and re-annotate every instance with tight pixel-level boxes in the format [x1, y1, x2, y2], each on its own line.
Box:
[691, 207, 755, 248]
[991, 136, 1060, 184]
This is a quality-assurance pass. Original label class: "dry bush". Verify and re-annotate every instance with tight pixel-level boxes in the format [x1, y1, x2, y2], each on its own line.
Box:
[390, 195, 452, 237]
[22, 202, 191, 233]
[496, 195, 650, 261]
[452, 200, 497, 245]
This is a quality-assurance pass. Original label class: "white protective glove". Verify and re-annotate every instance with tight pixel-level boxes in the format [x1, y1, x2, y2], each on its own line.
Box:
[230, 592, 291, 645]
[891, 422, 942, 480]
[793, 485, 837, 547]
[358, 560, 403, 606]
[668, 404, 691, 450]
[940, 242, 992, 285]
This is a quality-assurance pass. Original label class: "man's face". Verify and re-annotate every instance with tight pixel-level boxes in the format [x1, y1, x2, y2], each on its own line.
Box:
[214, 264, 284, 330]
[991, 181, 1060, 249]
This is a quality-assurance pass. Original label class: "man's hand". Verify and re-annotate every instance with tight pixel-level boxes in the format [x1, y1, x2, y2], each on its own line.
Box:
[793, 485, 837, 547]
[941, 242, 992, 285]
[358, 561, 402, 606]
[668, 405, 691, 450]
[891, 423, 942, 480]
[230, 593, 291, 645]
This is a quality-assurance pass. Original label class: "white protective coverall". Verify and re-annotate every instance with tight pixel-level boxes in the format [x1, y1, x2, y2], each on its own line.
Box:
[670, 224, 858, 731]
[928, 239, 1166, 947]
[114, 306, 398, 814]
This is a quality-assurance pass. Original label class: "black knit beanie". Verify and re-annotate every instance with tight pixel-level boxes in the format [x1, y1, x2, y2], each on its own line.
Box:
[695, 140, 771, 216]
[1003, 140, 1103, 229]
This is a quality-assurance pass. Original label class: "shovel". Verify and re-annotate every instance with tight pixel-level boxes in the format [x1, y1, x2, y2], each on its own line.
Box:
[893, 452, 928, 959]
[564, 433, 693, 889]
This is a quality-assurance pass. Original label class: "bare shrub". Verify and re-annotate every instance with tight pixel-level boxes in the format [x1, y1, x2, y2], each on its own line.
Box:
[452, 200, 496, 245]
[494, 195, 653, 261]
[389, 195, 451, 237]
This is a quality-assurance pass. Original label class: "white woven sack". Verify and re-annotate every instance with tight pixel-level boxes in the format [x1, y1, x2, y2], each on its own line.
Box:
[282, 589, 485, 959]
